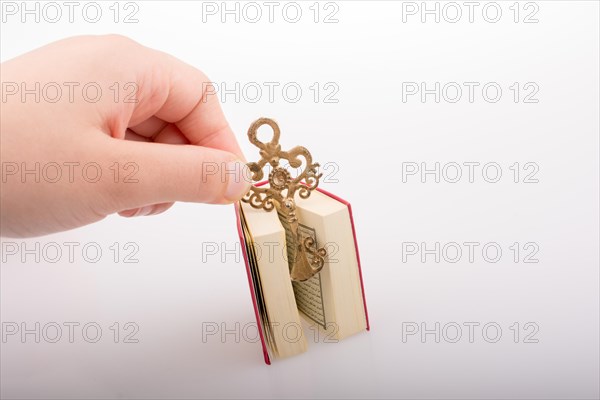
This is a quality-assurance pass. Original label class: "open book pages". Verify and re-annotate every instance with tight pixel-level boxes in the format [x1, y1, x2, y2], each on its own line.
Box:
[239, 200, 308, 359]
[238, 187, 368, 361]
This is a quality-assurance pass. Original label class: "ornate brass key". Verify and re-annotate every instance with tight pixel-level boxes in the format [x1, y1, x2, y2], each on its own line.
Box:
[242, 118, 327, 282]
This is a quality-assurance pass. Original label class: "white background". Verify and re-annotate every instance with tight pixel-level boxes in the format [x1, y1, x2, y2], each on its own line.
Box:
[1, 1, 599, 399]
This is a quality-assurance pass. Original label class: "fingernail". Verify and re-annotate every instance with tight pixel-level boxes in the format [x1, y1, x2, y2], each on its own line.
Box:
[119, 209, 138, 218]
[134, 206, 153, 217]
[224, 161, 252, 202]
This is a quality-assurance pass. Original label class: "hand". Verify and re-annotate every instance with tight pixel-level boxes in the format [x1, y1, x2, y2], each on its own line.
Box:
[0, 35, 251, 238]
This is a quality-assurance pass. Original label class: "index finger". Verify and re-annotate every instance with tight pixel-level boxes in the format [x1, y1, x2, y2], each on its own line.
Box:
[119, 37, 244, 158]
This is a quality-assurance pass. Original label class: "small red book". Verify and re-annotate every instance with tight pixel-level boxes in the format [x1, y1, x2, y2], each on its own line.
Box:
[235, 186, 369, 364]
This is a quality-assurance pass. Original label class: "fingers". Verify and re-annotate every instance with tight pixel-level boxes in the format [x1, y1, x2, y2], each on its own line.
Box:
[153, 124, 189, 145]
[96, 36, 250, 217]
[120, 39, 244, 159]
[101, 137, 251, 214]
[127, 122, 189, 144]
[129, 116, 168, 138]
[119, 122, 188, 217]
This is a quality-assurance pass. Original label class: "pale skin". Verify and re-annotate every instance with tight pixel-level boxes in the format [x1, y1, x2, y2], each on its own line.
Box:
[0, 35, 251, 238]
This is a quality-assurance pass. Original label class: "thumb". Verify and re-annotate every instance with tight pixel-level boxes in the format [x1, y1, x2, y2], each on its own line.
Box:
[100, 138, 251, 213]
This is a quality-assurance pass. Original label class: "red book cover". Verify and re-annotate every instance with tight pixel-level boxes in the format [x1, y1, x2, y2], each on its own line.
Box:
[234, 187, 369, 364]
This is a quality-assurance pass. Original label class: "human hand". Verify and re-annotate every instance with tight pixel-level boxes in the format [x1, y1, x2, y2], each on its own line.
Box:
[1, 35, 250, 238]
